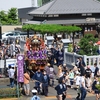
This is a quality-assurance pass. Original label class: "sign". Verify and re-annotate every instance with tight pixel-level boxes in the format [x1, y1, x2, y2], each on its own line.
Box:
[17, 55, 24, 82]
[0, 60, 4, 68]
[6, 59, 17, 68]
[86, 18, 95, 22]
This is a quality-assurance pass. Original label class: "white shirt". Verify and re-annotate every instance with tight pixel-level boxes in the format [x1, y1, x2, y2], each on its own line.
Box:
[74, 76, 81, 85]
[8, 68, 15, 78]
[79, 76, 85, 88]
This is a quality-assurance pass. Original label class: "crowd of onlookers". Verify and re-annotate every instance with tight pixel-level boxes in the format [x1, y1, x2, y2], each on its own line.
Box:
[0, 41, 20, 76]
[2, 39, 100, 100]
[21, 40, 100, 100]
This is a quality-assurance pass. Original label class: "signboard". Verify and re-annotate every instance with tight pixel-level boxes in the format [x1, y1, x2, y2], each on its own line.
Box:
[86, 18, 95, 22]
[17, 55, 24, 82]
[6, 59, 17, 68]
[0, 60, 4, 68]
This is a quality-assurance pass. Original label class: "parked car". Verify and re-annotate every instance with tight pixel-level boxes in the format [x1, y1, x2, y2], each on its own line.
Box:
[2, 31, 21, 41]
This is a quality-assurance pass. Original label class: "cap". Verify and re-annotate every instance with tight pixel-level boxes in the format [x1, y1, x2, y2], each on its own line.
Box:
[32, 89, 37, 93]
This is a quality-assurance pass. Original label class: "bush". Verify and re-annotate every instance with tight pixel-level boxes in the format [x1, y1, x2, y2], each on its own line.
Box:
[0, 88, 20, 98]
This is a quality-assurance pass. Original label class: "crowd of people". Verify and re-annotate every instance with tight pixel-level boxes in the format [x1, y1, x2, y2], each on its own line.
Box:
[0, 41, 20, 76]
[2, 39, 100, 100]
[20, 57, 100, 100]
[22, 41, 100, 100]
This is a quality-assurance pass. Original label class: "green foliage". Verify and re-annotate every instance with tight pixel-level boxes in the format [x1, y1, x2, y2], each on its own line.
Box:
[0, 88, 20, 98]
[79, 34, 98, 56]
[95, 78, 100, 91]
[22, 24, 81, 40]
[22, 24, 81, 34]
[68, 44, 73, 52]
[0, 8, 20, 25]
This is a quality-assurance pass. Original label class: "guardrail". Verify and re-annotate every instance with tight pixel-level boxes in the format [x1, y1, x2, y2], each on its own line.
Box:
[64, 52, 100, 69]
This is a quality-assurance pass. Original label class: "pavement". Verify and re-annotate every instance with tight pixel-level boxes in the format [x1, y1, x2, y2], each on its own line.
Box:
[0, 78, 96, 100]
[0, 60, 96, 100]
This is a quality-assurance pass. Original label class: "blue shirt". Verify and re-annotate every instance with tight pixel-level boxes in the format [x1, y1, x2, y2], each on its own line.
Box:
[32, 72, 43, 82]
[55, 84, 63, 95]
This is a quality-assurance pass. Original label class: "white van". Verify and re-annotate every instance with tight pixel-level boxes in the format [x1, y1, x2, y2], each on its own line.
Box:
[2, 31, 21, 41]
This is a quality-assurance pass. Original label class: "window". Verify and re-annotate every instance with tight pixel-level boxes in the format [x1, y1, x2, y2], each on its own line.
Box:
[14, 32, 20, 36]
[6, 33, 13, 36]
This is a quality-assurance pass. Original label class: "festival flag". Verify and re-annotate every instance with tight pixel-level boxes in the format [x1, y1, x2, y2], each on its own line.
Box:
[17, 55, 24, 82]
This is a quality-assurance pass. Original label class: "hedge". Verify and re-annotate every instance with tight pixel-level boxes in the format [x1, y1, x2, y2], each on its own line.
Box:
[0, 88, 21, 99]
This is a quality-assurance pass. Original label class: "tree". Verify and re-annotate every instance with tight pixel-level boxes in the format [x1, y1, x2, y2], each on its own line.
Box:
[79, 34, 98, 56]
[22, 24, 81, 40]
[0, 11, 8, 25]
[0, 8, 20, 25]
[7, 8, 19, 24]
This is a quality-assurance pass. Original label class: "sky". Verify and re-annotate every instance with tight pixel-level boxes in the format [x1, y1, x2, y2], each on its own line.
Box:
[0, 0, 32, 11]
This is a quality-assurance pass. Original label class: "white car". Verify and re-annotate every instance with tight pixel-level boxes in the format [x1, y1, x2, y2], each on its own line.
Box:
[2, 31, 21, 41]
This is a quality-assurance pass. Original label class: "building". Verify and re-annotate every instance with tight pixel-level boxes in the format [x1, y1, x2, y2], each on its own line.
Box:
[18, 7, 37, 23]
[24, 0, 100, 35]
[18, 0, 51, 23]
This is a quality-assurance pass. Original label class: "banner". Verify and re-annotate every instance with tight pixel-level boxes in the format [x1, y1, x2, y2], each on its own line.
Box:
[0, 60, 4, 68]
[17, 55, 24, 82]
[6, 59, 17, 68]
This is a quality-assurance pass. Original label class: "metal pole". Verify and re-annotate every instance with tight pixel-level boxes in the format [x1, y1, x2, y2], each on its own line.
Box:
[27, 30, 29, 38]
[17, 64, 20, 99]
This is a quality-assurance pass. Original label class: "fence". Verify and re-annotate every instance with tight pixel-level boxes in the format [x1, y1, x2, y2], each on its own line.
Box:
[64, 52, 100, 70]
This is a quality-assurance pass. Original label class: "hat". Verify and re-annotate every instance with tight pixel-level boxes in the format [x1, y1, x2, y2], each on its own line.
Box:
[32, 89, 37, 93]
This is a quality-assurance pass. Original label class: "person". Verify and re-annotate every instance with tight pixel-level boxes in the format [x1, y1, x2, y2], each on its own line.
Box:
[79, 74, 87, 100]
[23, 70, 30, 96]
[62, 77, 67, 100]
[62, 64, 68, 74]
[58, 49, 64, 66]
[85, 77, 92, 93]
[74, 71, 81, 100]
[79, 57, 86, 76]
[69, 69, 74, 86]
[7, 65, 15, 88]
[31, 89, 40, 100]
[44, 63, 50, 75]
[94, 63, 99, 77]
[49, 64, 57, 87]
[57, 65, 63, 79]
[92, 76, 100, 100]
[32, 68, 43, 94]
[85, 65, 92, 78]
[55, 77, 64, 100]
[63, 71, 70, 88]
[41, 70, 50, 96]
